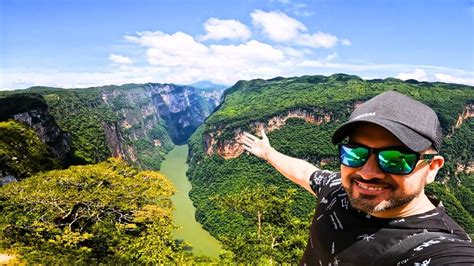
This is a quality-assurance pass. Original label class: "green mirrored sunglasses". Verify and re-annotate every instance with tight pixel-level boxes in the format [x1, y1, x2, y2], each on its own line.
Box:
[338, 143, 436, 175]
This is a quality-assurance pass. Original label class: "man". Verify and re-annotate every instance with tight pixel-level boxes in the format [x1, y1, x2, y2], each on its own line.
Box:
[241, 90, 474, 265]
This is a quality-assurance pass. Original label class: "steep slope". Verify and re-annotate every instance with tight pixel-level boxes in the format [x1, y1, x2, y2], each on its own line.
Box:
[0, 83, 224, 173]
[187, 74, 474, 263]
[0, 94, 72, 183]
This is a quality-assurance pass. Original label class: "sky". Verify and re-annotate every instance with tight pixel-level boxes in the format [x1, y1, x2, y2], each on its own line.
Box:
[1, 0, 473, 89]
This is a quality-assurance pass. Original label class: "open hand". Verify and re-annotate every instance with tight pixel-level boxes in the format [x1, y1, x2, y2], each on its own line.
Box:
[241, 129, 273, 160]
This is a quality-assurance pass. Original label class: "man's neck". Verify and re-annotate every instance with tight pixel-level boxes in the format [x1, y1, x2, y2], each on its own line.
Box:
[369, 191, 437, 219]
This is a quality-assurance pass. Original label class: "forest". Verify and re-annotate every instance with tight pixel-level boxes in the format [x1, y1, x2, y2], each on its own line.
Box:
[188, 74, 474, 263]
[0, 74, 472, 263]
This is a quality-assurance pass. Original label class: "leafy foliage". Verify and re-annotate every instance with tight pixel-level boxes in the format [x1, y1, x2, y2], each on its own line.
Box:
[133, 124, 174, 170]
[0, 158, 200, 263]
[0, 120, 60, 179]
[0, 85, 176, 170]
[188, 74, 474, 263]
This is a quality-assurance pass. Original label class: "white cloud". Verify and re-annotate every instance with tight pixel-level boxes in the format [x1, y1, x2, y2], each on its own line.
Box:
[325, 52, 338, 61]
[270, 0, 313, 16]
[210, 40, 285, 63]
[435, 73, 474, 85]
[199, 18, 251, 41]
[3, 11, 471, 90]
[296, 32, 338, 48]
[251, 9, 307, 42]
[396, 68, 428, 81]
[1, 67, 169, 90]
[288, 3, 312, 16]
[251, 9, 339, 48]
[3, 61, 473, 90]
[125, 31, 209, 66]
[280, 46, 306, 57]
[109, 53, 133, 64]
[341, 39, 352, 46]
[120, 31, 290, 85]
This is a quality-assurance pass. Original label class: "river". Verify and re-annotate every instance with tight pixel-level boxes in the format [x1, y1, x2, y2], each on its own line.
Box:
[159, 144, 222, 258]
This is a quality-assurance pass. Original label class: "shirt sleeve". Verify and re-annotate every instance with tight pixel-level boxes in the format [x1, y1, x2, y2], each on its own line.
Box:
[396, 237, 474, 265]
[308, 170, 341, 196]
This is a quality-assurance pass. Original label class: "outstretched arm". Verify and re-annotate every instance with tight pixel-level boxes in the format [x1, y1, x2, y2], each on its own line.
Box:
[241, 129, 319, 196]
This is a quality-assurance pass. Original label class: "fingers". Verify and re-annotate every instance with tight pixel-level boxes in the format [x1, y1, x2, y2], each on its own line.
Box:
[241, 137, 254, 147]
[261, 129, 267, 140]
[242, 144, 252, 152]
[243, 132, 259, 141]
[241, 135, 255, 145]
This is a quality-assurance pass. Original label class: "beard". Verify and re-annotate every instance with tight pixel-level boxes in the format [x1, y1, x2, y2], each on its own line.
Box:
[344, 175, 423, 213]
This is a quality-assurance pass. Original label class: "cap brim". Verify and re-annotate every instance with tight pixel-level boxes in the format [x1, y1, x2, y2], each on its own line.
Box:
[332, 118, 432, 152]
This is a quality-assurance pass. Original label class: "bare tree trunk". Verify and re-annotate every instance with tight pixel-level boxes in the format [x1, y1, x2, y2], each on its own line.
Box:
[257, 210, 262, 240]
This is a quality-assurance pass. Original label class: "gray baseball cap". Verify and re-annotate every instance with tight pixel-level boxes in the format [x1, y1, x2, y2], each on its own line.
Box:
[332, 90, 443, 152]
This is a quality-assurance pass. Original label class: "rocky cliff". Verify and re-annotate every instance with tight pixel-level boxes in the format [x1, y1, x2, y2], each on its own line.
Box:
[0, 94, 72, 162]
[0, 94, 72, 183]
[100, 83, 224, 161]
[203, 108, 332, 159]
[0, 83, 225, 172]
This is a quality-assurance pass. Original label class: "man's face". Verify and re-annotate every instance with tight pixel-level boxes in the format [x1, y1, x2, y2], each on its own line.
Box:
[340, 123, 431, 215]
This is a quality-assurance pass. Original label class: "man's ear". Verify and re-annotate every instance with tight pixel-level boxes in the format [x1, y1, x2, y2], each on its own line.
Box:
[426, 155, 444, 184]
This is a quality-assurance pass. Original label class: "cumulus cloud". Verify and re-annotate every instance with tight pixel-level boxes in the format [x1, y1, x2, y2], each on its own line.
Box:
[199, 18, 251, 41]
[125, 31, 209, 66]
[109, 53, 133, 64]
[251, 9, 342, 48]
[9, 10, 472, 90]
[251, 9, 307, 42]
[435, 73, 474, 85]
[296, 32, 338, 48]
[396, 68, 428, 81]
[121, 30, 290, 84]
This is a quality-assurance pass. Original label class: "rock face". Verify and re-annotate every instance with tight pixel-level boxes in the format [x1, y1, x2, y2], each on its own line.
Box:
[454, 104, 474, 129]
[152, 85, 212, 144]
[0, 175, 17, 186]
[0, 95, 72, 184]
[0, 95, 72, 162]
[13, 109, 71, 160]
[204, 109, 332, 159]
[101, 84, 223, 149]
[101, 122, 136, 161]
[0, 83, 225, 177]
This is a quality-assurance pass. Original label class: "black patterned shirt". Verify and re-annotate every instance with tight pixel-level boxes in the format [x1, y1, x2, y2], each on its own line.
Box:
[300, 170, 474, 266]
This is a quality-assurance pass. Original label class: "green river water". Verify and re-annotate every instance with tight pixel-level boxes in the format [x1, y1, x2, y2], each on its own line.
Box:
[159, 144, 222, 258]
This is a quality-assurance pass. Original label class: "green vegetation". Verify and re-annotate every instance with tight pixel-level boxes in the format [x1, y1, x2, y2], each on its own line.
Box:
[41, 89, 118, 164]
[134, 124, 175, 169]
[0, 84, 177, 170]
[0, 93, 47, 121]
[0, 158, 204, 263]
[0, 75, 471, 263]
[188, 74, 474, 263]
[0, 120, 60, 179]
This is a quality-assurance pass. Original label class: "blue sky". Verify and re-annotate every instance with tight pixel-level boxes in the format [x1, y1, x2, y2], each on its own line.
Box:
[1, 0, 473, 89]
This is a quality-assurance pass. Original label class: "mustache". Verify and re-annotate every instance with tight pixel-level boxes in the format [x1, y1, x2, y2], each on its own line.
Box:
[350, 174, 395, 189]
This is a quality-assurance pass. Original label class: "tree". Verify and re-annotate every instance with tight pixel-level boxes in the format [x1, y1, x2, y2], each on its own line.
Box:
[0, 158, 199, 263]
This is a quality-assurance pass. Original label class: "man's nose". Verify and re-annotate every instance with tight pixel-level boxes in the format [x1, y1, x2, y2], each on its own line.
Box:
[358, 154, 385, 179]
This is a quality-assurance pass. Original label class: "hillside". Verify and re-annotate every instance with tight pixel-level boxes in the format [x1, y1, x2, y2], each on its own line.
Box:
[187, 74, 474, 263]
[0, 83, 224, 181]
[0, 158, 208, 263]
[0, 84, 226, 263]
